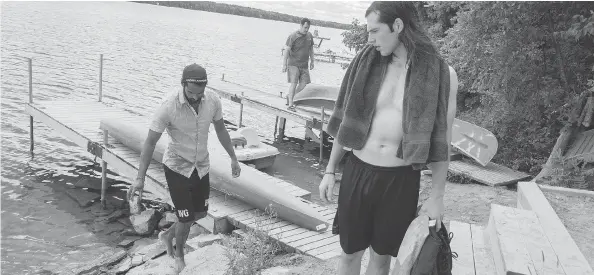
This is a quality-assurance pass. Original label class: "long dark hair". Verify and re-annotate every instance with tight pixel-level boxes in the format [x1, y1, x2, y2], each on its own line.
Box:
[365, 2, 439, 64]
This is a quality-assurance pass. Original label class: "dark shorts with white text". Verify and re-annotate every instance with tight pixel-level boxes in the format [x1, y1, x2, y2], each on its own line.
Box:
[164, 165, 210, 223]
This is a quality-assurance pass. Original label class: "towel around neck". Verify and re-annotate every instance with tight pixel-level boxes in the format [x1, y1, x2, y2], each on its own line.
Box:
[326, 44, 451, 170]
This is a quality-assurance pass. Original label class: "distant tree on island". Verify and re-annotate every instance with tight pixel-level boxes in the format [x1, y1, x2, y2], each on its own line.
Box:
[134, 1, 351, 30]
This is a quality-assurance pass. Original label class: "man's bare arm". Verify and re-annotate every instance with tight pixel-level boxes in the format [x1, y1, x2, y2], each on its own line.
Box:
[213, 118, 238, 161]
[309, 43, 315, 67]
[137, 130, 163, 181]
[283, 45, 290, 68]
[427, 66, 458, 198]
[325, 139, 347, 173]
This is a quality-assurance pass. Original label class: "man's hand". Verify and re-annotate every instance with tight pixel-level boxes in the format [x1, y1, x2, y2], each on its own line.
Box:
[318, 173, 335, 203]
[310, 62, 314, 70]
[282, 64, 287, 73]
[420, 196, 445, 230]
[127, 178, 144, 204]
[231, 159, 241, 178]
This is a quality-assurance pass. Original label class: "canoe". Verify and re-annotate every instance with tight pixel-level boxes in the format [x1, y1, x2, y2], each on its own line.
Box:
[99, 117, 329, 232]
[293, 84, 498, 166]
[293, 84, 339, 111]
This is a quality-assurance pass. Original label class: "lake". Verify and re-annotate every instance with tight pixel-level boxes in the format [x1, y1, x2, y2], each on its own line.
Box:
[0, 1, 352, 273]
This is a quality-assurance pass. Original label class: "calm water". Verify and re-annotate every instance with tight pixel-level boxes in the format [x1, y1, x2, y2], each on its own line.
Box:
[1, 2, 350, 273]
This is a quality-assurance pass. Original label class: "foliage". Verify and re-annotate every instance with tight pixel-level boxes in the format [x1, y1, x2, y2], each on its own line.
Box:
[340, 2, 594, 175]
[341, 19, 368, 53]
[446, 171, 475, 185]
[223, 206, 284, 275]
[136, 1, 351, 30]
[536, 153, 594, 190]
[443, 2, 594, 173]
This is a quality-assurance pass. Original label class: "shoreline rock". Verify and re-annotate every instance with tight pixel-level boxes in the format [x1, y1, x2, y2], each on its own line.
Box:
[129, 209, 161, 236]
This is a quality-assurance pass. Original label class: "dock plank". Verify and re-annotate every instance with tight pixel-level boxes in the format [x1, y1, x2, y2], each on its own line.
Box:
[450, 221, 475, 275]
[470, 224, 496, 275]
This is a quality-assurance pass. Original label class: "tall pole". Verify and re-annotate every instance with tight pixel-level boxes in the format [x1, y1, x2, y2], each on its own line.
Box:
[29, 58, 34, 155]
[101, 129, 108, 209]
[319, 106, 325, 163]
[238, 92, 244, 128]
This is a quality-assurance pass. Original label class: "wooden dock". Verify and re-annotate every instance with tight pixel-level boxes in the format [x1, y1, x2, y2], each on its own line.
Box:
[24, 99, 347, 260]
[207, 78, 331, 162]
[207, 78, 331, 133]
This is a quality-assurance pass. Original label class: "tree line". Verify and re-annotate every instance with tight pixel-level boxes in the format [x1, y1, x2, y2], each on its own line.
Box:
[134, 1, 351, 30]
[343, 2, 594, 178]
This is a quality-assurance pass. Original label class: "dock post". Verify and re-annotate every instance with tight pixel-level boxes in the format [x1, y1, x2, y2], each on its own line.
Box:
[319, 107, 325, 163]
[274, 116, 279, 140]
[98, 54, 103, 102]
[101, 129, 108, 209]
[277, 118, 286, 142]
[238, 92, 244, 128]
[28, 58, 34, 155]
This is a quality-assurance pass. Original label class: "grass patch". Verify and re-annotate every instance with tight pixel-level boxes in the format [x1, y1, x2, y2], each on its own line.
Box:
[223, 205, 285, 275]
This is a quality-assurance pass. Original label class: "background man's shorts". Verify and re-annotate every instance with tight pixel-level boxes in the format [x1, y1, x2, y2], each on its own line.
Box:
[287, 65, 311, 84]
[333, 151, 421, 257]
[164, 165, 210, 223]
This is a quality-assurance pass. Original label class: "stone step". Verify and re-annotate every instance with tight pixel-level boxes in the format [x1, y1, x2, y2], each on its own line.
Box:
[486, 204, 565, 275]
[518, 181, 594, 275]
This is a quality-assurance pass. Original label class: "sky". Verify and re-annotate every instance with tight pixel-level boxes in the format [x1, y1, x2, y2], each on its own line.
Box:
[218, 1, 371, 25]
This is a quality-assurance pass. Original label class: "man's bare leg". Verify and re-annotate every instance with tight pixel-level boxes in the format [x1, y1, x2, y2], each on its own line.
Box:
[287, 82, 298, 107]
[365, 247, 391, 275]
[174, 220, 193, 273]
[338, 250, 365, 275]
[296, 81, 307, 95]
[159, 222, 177, 258]
[173, 212, 206, 273]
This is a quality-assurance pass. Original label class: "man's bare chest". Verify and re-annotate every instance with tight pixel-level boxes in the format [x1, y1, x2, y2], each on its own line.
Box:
[375, 63, 408, 111]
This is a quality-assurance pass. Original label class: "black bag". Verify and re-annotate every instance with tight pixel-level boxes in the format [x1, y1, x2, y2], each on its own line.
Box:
[409, 222, 458, 275]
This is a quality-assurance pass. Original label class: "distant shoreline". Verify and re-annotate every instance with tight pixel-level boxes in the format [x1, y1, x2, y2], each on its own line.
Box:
[133, 1, 352, 30]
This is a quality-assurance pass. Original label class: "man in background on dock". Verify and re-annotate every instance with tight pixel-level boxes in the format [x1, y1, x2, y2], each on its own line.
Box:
[282, 17, 315, 111]
[319, 2, 458, 275]
[127, 63, 241, 274]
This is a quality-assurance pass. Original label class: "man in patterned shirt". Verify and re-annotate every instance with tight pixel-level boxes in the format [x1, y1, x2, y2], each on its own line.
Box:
[127, 63, 241, 273]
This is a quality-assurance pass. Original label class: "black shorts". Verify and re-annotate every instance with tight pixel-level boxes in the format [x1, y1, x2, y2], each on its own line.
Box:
[164, 165, 210, 223]
[332, 152, 420, 257]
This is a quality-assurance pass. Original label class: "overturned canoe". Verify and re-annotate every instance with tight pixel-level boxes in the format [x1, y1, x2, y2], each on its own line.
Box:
[293, 84, 339, 111]
[99, 117, 329, 232]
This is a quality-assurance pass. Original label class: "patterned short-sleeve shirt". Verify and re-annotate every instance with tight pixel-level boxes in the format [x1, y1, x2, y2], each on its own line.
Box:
[150, 89, 223, 179]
